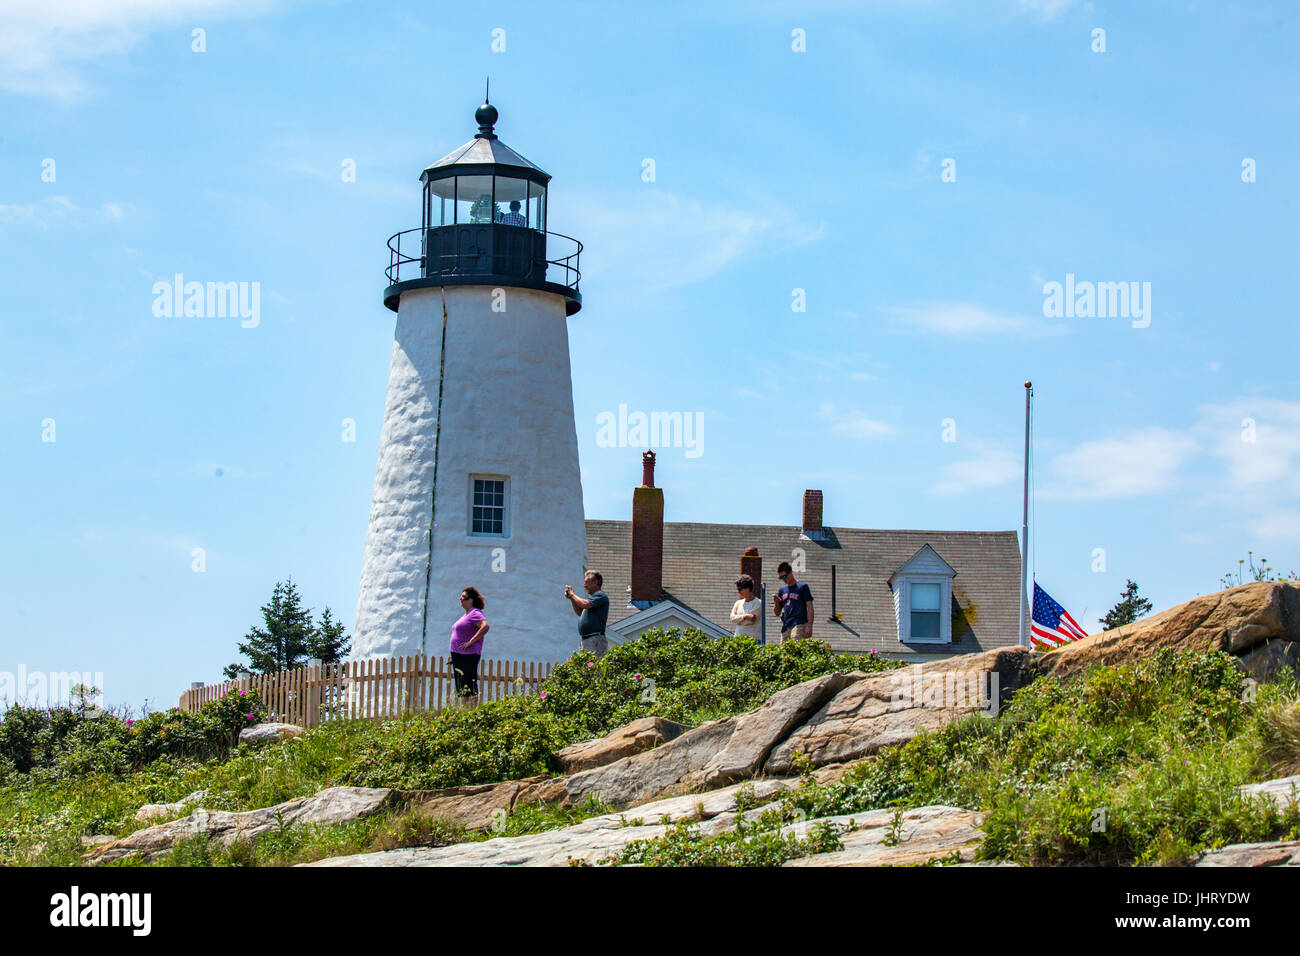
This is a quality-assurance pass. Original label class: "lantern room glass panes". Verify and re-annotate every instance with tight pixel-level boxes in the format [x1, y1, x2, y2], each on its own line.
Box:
[424, 175, 546, 229]
[427, 176, 456, 225]
[426, 175, 548, 230]
[528, 181, 545, 232]
[454, 175, 495, 224]
[494, 177, 529, 226]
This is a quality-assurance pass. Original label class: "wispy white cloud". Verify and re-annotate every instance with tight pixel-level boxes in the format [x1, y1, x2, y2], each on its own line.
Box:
[1039, 428, 1198, 501]
[1195, 399, 1300, 492]
[886, 301, 1063, 337]
[1194, 399, 1300, 540]
[933, 443, 1021, 495]
[739, 0, 1080, 17]
[1249, 510, 1300, 542]
[566, 189, 824, 289]
[0, 0, 278, 97]
[1025, 400, 1300, 544]
[1016, 0, 1080, 20]
[817, 402, 894, 440]
[270, 150, 414, 203]
[0, 196, 132, 229]
[787, 349, 882, 384]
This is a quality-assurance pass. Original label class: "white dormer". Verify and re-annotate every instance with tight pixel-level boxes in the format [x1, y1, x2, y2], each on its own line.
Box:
[606, 598, 733, 645]
[889, 545, 957, 644]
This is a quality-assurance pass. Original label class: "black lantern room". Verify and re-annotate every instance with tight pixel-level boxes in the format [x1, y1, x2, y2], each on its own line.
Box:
[383, 97, 582, 315]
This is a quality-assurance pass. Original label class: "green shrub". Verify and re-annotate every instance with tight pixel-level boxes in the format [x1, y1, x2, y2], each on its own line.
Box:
[340, 695, 577, 790]
[538, 629, 899, 736]
[0, 689, 266, 781]
[491, 795, 614, 837]
[337, 629, 899, 792]
[17, 631, 1294, 869]
[615, 806, 845, 866]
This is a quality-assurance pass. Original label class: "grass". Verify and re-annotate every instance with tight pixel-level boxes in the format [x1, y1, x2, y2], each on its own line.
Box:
[1259, 698, 1300, 778]
[609, 784, 847, 867]
[768, 648, 1300, 866]
[2, 629, 894, 866]
[8, 636, 1300, 868]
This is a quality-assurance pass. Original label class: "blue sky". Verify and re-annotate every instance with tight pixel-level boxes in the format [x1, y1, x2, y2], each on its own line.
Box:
[2, 0, 1297, 709]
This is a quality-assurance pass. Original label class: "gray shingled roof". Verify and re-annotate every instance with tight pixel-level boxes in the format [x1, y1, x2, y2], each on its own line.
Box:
[585, 521, 1022, 657]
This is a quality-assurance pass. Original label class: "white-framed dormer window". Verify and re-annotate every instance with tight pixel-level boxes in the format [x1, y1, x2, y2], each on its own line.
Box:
[469, 475, 509, 537]
[890, 545, 957, 644]
[909, 581, 942, 639]
[899, 576, 951, 643]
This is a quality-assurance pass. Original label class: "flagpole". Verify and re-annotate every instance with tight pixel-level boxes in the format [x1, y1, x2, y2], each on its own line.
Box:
[1019, 380, 1032, 648]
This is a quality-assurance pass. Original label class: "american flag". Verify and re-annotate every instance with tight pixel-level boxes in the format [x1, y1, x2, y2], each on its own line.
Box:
[1030, 582, 1089, 648]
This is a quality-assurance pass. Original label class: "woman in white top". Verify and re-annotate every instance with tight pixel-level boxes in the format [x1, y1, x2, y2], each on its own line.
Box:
[731, 574, 762, 639]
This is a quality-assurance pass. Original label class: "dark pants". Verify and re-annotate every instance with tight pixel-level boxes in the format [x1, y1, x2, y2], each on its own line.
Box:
[450, 652, 480, 697]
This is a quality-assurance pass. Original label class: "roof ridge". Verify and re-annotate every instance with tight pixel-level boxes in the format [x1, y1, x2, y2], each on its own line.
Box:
[586, 518, 1016, 536]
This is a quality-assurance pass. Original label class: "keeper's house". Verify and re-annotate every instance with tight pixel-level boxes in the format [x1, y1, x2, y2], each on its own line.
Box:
[585, 454, 1022, 662]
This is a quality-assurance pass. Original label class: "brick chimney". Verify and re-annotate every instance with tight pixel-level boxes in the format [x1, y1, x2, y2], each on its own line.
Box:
[740, 547, 762, 592]
[802, 489, 823, 533]
[630, 451, 664, 602]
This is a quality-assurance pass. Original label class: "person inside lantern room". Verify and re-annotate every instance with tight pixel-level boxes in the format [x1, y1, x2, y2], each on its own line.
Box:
[731, 574, 762, 639]
[450, 587, 489, 702]
[499, 199, 527, 227]
[772, 561, 814, 642]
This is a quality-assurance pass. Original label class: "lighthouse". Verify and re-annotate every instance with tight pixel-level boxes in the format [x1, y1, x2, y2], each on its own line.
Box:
[352, 95, 588, 665]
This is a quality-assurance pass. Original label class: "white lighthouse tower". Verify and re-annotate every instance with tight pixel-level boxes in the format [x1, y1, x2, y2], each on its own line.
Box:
[352, 95, 588, 665]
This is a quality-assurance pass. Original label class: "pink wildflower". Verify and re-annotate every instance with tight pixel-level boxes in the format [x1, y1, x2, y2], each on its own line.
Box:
[246, 713, 255, 720]
[634, 674, 642, 680]
[587, 661, 595, 668]
[540, 691, 548, 700]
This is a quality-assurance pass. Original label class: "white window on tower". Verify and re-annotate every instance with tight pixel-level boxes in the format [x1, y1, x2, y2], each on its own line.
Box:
[469, 476, 509, 536]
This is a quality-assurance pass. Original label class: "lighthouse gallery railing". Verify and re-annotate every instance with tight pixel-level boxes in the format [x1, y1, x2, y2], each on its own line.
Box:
[385, 226, 582, 290]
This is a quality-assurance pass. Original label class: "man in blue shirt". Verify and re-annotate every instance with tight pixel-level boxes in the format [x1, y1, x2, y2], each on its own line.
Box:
[772, 561, 814, 642]
[565, 570, 610, 658]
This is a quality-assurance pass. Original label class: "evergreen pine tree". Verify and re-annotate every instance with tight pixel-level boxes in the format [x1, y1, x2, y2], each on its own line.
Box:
[224, 579, 315, 678]
[1100, 579, 1153, 631]
[308, 606, 351, 665]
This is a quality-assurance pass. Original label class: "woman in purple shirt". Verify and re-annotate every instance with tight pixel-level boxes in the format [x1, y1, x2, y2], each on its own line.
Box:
[450, 587, 489, 703]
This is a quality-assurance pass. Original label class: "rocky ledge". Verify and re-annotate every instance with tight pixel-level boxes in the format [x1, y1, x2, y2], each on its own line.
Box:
[84, 582, 1300, 867]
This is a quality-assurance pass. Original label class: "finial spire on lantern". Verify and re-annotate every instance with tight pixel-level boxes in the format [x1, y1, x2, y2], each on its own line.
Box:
[475, 79, 498, 139]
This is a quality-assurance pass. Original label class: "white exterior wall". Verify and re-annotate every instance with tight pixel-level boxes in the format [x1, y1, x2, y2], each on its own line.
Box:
[353, 284, 588, 664]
